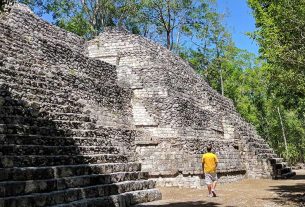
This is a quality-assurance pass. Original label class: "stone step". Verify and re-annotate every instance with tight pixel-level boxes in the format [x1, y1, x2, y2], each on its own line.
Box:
[282, 171, 296, 179]
[274, 171, 296, 179]
[0, 92, 85, 109]
[0, 106, 36, 119]
[275, 162, 287, 170]
[0, 154, 128, 168]
[0, 80, 82, 101]
[0, 126, 102, 138]
[45, 113, 95, 122]
[0, 99, 83, 115]
[255, 148, 274, 155]
[0, 171, 149, 197]
[246, 137, 266, 145]
[55, 188, 162, 207]
[1, 180, 156, 207]
[0, 124, 68, 137]
[0, 124, 131, 138]
[0, 135, 110, 146]
[247, 142, 269, 149]
[0, 69, 117, 97]
[0, 61, 113, 81]
[257, 153, 277, 159]
[0, 115, 94, 126]
[0, 58, 116, 86]
[0, 162, 141, 181]
[0, 112, 95, 124]
[278, 167, 292, 175]
[0, 122, 96, 134]
[269, 157, 284, 165]
[270, 153, 278, 158]
[0, 78, 77, 101]
[0, 145, 119, 156]
[2, 80, 126, 111]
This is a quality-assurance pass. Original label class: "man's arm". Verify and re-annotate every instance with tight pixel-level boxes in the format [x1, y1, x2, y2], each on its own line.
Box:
[202, 155, 205, 170]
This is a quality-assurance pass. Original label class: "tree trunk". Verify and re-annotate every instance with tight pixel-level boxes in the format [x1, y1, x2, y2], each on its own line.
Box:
[176, 30, 181, 48]
[220, 66, 224, 96]
[216, 48, 224, 96]
[167, 30, 171, 50]
[277, 106, 288, 156]
[217, 57, 224, 96]
[166, 0, 171, 50]
[170, 28, 174, 51]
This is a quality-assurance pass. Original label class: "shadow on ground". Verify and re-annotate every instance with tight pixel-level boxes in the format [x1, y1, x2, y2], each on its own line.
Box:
[136, 201, 223, 207]
[263, 175, 305, 206]
[291, 173, 305, 180]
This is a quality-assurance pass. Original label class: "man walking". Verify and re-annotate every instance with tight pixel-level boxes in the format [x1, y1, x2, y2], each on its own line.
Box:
[202, 146, 218, 197]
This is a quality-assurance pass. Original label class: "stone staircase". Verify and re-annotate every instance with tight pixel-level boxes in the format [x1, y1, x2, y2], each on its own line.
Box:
[269, 158, 296, 179]
[0, 86, 161, 207]
[0, 4, 161, 206]
[238, 124, 296, 179]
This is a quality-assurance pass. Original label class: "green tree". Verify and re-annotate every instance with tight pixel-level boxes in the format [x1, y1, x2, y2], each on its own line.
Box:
[248, 0, 305, 163]
[19, 0, 139, 38]
[248, 0, 305, 113]
[182, 4, 236, 96]
[1, 0, 16, 12]
[136, 0, 220, 51]
[137, 0, 194, 50]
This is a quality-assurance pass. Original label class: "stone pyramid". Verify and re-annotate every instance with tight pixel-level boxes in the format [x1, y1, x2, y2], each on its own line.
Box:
[0, 4, 161, 207]
[87, 27, 295, 187]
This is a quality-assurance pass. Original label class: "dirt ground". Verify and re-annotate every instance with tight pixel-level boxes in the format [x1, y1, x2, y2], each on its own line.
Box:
[137, 170, 305, 207]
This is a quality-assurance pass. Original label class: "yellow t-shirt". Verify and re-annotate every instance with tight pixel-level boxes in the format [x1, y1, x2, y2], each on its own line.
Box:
[202, 152, 218, 173]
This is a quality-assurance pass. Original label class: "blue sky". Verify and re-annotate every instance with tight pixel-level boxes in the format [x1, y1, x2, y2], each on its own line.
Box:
[217, 0, 259, 55]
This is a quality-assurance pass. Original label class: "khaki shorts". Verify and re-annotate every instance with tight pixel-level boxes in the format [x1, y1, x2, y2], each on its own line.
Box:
[205, 173, 218, 184]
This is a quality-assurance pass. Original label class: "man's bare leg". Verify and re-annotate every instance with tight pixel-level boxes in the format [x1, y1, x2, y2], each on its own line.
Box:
[211, 181, 217, 197]
[207, 184, 212, 196]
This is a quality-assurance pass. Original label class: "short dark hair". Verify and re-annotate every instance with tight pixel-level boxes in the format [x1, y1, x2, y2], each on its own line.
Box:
[207, 146, 212, 152]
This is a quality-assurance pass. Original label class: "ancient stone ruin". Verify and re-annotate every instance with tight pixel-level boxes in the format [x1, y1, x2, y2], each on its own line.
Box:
[0, 3, 295, 207]
[0, 4, 161, 207]
[87, 28, 295, 185]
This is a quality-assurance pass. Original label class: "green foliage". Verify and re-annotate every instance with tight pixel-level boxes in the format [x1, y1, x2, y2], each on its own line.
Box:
[57, 12, 94, 38]
[19, 0, 139, 39]
[1, 0, 15, 12]
[248, 0, 305, 112]
[247, 0, 305, 163]
[136, 0, 215, 50]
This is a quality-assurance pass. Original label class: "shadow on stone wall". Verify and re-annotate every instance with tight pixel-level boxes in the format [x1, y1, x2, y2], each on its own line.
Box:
[0, 83, 80, 167]
[0, 4, 161, 205]
[0, 84, 125, 202]
[0, 83, 160, 206]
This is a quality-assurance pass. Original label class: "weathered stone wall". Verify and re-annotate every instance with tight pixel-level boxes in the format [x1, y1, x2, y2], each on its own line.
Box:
[0, 5, 161, 206]
[1, 6, 135, 154]
[87, 27, 277, 187]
